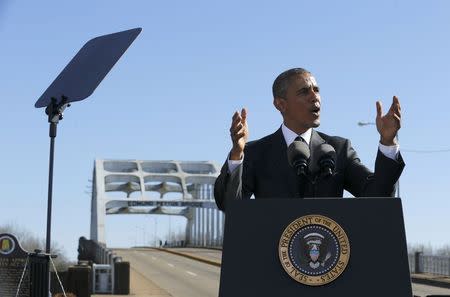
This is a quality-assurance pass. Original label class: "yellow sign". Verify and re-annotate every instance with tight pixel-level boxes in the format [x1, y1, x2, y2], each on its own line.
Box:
[0, 235, 15, 255]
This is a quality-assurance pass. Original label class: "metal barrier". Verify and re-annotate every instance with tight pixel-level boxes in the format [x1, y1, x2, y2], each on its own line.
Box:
[420, 255, 450, 276]
[78, 236, 121, 265]
[114, 261, 130, 295]
[29, 252, 50, 297]
[66, 264, 91, 297]
[92, 264, 113, 294]
[409, 252, 450, 276]
[408, 253, 416, 273]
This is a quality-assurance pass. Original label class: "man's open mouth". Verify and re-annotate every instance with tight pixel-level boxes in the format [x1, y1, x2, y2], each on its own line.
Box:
[311, 107, 320, 116]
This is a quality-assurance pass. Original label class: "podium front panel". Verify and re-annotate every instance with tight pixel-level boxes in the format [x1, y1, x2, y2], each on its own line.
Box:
[219, 198, 412, 297]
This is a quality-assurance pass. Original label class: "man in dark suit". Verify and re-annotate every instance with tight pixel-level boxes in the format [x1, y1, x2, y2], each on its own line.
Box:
[214, 68, 404, 211]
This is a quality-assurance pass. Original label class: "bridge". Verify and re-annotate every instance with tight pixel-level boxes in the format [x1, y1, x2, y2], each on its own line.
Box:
[90, 159, 224, 248]
[80, 159, 450, 297]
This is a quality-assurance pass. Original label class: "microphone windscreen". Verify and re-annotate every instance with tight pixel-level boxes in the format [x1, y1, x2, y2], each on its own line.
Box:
[287, 140, 310, 167]
[308, 143, 336, 174]
[317, 143, 336, 161]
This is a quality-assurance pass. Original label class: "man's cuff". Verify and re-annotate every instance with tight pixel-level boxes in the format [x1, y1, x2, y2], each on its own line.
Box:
[378, 143, 400, 160]
[227, 155, 244, 173]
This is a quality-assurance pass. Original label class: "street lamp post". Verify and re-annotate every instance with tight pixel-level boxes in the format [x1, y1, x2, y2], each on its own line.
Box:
[357, 121, 400, 197]
[155, 218, 158, 247]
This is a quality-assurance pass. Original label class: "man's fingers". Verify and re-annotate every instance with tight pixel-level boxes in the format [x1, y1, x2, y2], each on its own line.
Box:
[232, 111, 239, 121]
[231, 123, 243, 135]
[235, 130, 247, 140]
[388, 96, 401, 114]
[393, 96, 401, 116]
[241, 108, 247, 123]
[231, 116, 241, 129]
[232, 128, 247, 142]
[230, 108, 248, 132]
[230, 108, 248, 145]
[393, 107, 401, 119]
[393, 114, 401, 127]
[376, 101, 383, 118]
[231, 111, 242, 128]
[393, 96, 400, 109]
[232, 111, 241, 122]
[234, 123, 248, 136]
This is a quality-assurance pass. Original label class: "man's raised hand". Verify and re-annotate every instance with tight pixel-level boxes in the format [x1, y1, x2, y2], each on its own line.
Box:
[376, 96, 401, 146]
[229, 108, 248, 160]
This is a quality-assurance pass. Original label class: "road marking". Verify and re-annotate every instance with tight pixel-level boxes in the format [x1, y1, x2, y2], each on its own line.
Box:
[186, 270, 197, 276]
[151, 256, 157, 260]
[167, 263, 174, 267]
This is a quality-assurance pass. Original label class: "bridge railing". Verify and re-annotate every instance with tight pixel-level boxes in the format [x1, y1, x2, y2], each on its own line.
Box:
[78, 236, 121, 265]
[409, 252, 450, 276]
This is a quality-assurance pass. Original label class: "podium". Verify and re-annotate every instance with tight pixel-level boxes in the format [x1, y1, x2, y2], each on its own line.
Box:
[218, 198, 413, 297]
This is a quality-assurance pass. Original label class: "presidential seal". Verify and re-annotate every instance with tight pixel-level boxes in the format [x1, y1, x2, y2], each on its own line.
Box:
[278, 215, 350, 286]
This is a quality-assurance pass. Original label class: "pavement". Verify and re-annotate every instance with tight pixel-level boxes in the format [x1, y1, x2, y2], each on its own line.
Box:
[93, 247, 450, 297]
[166, 248, 450, 289]
[411, 273, 450, 289]
[159, 248, 221, 267]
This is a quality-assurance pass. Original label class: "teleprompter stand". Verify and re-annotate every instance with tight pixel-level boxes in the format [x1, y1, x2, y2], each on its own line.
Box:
[219, 198, 413, 297]
[34, 27, 142, 296]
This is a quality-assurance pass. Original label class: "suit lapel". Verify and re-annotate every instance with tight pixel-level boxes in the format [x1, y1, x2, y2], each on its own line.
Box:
[308, 129, 326, 177]
[268, 127, 299, 198]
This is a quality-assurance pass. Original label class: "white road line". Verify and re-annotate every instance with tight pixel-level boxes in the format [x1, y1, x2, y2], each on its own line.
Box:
[186, 270, 197, 276]
[151, 256, 157, 260]
[167, 263, 175, 267]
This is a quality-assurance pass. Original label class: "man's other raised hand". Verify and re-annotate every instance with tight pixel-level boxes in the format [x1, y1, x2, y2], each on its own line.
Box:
[376, 96, 402, 146]
[229, 108, 248, 160]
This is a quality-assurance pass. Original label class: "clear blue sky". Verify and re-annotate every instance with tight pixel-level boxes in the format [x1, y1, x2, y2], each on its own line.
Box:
[1, 0, 449, 260]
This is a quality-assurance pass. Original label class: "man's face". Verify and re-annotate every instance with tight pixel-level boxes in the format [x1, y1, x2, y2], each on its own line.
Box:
[274, 73, 321, 134]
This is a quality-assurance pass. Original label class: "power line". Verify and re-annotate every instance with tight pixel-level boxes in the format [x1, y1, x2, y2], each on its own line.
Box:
[402, 148, 450, 153]
[357, 121, 450, 154]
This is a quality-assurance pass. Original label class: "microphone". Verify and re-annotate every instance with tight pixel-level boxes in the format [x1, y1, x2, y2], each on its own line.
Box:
[316, 143, 336, 178]
[287, 140, 310, 176]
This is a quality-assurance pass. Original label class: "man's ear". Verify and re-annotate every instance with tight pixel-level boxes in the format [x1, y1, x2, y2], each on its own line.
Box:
[273, 97, 285, 113]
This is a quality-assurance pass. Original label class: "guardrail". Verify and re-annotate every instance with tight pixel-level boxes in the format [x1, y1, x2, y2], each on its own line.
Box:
[78, 236, 121, 265]
[409, 252, 450, 276]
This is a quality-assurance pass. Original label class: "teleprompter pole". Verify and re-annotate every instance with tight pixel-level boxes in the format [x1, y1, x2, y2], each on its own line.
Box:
[46, 124, 56, 254]
[43, 96, 70, 296]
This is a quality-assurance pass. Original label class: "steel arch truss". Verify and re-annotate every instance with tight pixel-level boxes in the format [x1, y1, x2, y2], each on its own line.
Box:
[90, 159, 225, 247]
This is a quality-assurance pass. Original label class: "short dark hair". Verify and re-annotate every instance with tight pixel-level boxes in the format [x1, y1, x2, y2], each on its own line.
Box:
[272, 68, 311, 99]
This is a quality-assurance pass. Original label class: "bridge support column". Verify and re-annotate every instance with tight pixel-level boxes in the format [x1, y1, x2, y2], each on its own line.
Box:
[90, 162, 107, 245]
[185, 208, 195, 246]
[195, 208, 200, 246]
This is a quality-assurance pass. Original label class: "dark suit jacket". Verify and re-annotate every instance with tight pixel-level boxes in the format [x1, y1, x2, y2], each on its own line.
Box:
[214, 128, 405, 211]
